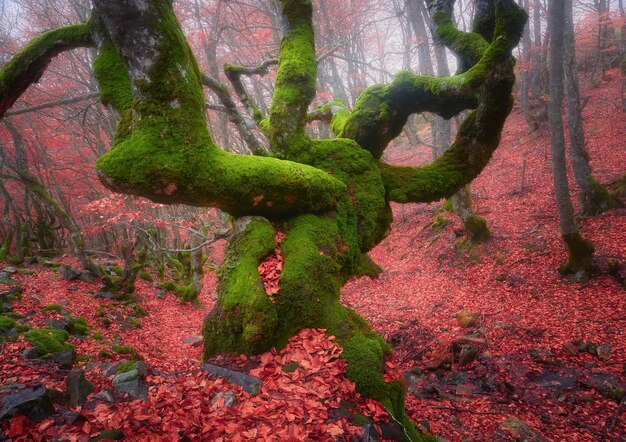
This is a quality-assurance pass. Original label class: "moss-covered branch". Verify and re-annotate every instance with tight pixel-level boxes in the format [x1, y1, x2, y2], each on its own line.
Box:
[334, 1, 524, 160]
[92, 0, 344, 217]
[426, 0, 488, 72]
[0, 23, 94, 120]
[377, 1, 526, 203]
[266, 0, 317, 154]
[333, 71, 479, 158]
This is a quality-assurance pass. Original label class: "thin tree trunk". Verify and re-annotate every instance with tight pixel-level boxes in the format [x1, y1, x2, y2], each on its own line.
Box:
[548, 0, 594, 280]
[563, 0, 620, 215]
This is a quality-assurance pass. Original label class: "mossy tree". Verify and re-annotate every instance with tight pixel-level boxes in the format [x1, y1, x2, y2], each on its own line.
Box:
[0, 0, 526, 439]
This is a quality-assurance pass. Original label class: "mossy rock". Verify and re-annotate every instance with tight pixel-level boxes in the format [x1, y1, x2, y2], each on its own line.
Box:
[115, 360, 138, 375]
[111, 344, 138, 359]
[0, 315, 16, 334]
[41, 304, 66, 313]
[66, 316, 90, 336]
[24, 328, 71, 357]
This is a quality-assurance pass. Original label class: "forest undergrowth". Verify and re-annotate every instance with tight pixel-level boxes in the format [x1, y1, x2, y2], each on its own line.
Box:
[1, 70, 625, 441]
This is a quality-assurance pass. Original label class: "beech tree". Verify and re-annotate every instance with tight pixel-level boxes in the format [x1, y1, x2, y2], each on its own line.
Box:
[0, 0, 526, 437]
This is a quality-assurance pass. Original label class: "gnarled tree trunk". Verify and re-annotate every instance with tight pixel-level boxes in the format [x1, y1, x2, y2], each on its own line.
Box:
[1, 0, 526, 439]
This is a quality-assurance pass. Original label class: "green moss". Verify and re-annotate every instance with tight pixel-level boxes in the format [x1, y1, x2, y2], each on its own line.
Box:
[111, 344, 138, 358]
[115, 360, 137, 374]
[24, 328, 71, 356]
[267, 0, 317, 153]
[586, 177, 622, 215]
[355, 253, 383, 279]
[109, 266, 124, 276]
[203, 218, 278, 356]
[15, 324, 30, 333]
[431, 214, 449, 233]
[94, 0, 343, 217]
[41, 304, 66, 313]
[98, 350, 113, 359]
[0, 316, 16, 334]
[161, 281, 198, 302]
[75, 354, 93, 364]
[123, 317, 141, 329]
[129, 304, 149, 318]
[67, 316, 90, 336]
[17, 269, 35, 275]
[464, 215, 491, 242]
[91, 332, 104, 341]
[560, 232, 595, 281]
[139, 271, 154, 282]
[282, 361, 299, 373]
[429, 0, 488, 69]
[0, 237, 10, 261]
[92, 43, 133, 113]
[0, 24, 92, 116]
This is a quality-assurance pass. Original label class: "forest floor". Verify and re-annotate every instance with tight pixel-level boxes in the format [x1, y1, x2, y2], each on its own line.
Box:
[1, 70, 625, 441]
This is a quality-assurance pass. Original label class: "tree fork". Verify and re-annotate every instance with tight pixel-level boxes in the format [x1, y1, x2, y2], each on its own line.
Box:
[90, 0, 344, 217]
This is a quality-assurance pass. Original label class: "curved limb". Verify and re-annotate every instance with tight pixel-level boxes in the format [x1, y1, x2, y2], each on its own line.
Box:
[332, 0, 524, 161]
[426, 0, 488, 71]
[0, 24, 93, 120]
[332, 70, 479, 158]
[376, 1, 526, 203]
[91, 0, 344, 217]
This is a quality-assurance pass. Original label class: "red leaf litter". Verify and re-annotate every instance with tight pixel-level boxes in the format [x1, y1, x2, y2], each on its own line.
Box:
[1, 72, 625, 441]
[343, 70, 626, 441]
[258, 232, 286, 300]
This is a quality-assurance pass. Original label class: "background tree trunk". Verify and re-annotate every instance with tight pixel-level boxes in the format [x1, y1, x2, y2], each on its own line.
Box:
[547, 0, 594, 280]
[563, 0, 621, 215]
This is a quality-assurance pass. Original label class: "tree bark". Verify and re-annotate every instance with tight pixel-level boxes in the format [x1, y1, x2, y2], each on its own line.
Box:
[563, 0, 620, 215]
[547, 0, 594, 280]
[1, 1, 526, 438]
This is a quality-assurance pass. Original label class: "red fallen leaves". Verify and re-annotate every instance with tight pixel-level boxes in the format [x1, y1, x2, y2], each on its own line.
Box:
[2, 329, 391, 440]
[258, 231, 285, 299]
[342, 72, 626, 441]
